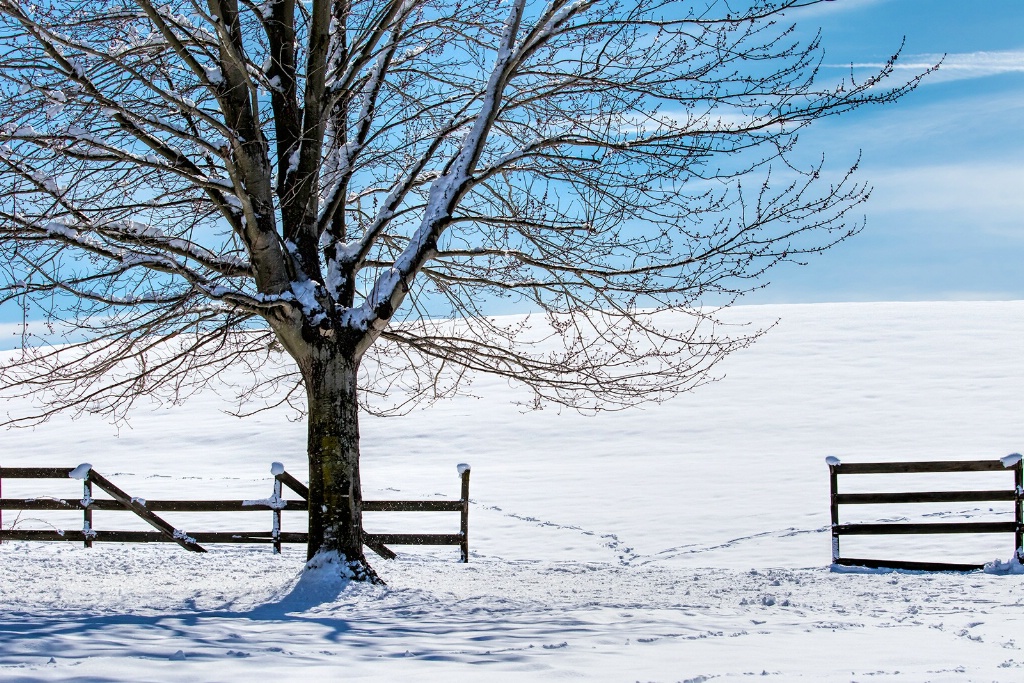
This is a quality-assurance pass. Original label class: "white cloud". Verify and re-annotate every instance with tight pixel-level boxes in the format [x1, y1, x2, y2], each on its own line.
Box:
[865, 162, 1024, 239]
[871, 162, 1022, 209]
[833, 49, 1024, 83]
[801, 87, 1024, 156]
[782, 0, 891, 19]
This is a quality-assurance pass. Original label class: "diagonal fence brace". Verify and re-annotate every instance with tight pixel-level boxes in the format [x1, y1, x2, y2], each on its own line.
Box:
[363, 535, 397, 560]
[84, 468, 206, 553]
[274, 469, 397, 560]
[274, 470, 309, 500]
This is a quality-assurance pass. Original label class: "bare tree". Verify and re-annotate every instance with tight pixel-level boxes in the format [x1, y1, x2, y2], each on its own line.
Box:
[0, 0, 926, 580]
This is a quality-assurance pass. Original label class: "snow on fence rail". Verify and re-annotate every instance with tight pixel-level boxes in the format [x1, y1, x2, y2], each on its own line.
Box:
[0, 463, 471, 562]
[828, 454, 1023, 572]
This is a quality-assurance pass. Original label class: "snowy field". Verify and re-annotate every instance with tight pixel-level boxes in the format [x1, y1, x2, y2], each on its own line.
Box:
[1, 300, 1024, 682]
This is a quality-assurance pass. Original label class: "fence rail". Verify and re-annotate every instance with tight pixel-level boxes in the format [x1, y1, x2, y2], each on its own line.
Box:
[0, 463, 471, 562]
[828, 454, 1023, 572]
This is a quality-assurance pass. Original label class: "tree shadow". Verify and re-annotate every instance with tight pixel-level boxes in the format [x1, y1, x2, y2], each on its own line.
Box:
[0, 562, 359, 666]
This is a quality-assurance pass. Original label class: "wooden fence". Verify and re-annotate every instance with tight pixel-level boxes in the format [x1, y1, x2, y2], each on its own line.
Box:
[0, 462, 471, 562]
[828, 454, 1023, 571]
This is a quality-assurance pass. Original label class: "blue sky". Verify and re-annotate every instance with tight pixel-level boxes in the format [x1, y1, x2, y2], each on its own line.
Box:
[750, 0, 1024, 302]
[3, 0, 1020, 336]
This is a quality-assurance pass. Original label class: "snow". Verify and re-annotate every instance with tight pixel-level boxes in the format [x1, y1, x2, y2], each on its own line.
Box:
[172, 529, 197, 544]
[168, 92, 196, 110]
[118, 220, 163, 238]
[289, 279, 325, 325]
[68, 463, 92, 480]
[983, 556, 1024, 575]
[1, 300, 1023, 681]
[1000, 452, 1022, 468]
[365, 267, 402, 312]
[37, 175, 60, 194]
[824, 455, 841, 466]
[242, 495, 286, 510]
[270, 462, 285, 476]
[206, 177, 234, 191]
[457, 463, 471, 475]
[144, 114, 186, 134]
[204, 65, 224, 86]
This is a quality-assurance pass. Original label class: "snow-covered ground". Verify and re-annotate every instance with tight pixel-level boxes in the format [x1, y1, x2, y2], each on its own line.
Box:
[2, 300, 1023, 681]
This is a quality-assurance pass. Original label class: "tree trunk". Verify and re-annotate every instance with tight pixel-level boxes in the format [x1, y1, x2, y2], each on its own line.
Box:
[303, 346, 381, 583]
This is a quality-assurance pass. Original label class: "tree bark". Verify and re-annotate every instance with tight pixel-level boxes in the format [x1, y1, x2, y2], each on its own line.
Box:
[303, 345, 381, 583]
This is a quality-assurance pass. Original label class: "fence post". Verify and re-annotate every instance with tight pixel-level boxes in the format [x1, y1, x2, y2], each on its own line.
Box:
[458, 463, 471, 563]
[271, 462, 284, 554]
[83, 478, 94, 548]
[827, 456, 841, 564]
[1015, 457, 1023, 563]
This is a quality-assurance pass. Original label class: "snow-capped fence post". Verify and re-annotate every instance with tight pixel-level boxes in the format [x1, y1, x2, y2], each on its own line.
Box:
[70, 463, 94, 548]
[271, 462, 284, 554]
[459, 464, 471, 563]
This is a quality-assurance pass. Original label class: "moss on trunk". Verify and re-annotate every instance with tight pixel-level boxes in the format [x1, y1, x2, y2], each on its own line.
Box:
[303, 347, 381, 583]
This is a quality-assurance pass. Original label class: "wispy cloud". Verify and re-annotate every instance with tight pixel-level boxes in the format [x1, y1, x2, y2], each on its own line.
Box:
[831, 50, 1024, 83]
[864, 162, 1024, 242]
[782, 0, 891, 19]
